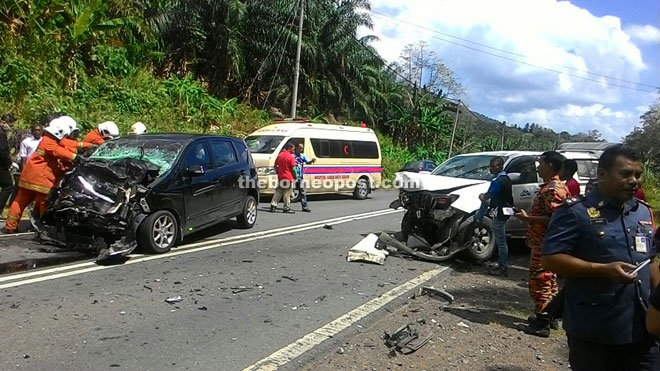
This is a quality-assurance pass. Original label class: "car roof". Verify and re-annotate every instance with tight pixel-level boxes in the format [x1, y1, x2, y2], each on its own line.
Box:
[120, 133, 242, 143]
[250, 122, 376, 135]
[454, 151, 541, 157]
[452, 150, 599, 160]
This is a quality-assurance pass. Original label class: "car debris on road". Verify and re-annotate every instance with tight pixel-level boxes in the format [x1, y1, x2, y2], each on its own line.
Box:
[383, 323, 432, 356]
[164, 295, 183, 304]
[417, 286, 455, 305]
[346, 233, 388, 265]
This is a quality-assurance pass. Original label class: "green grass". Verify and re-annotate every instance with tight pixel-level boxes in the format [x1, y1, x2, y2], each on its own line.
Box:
[643, 168, 660, 224]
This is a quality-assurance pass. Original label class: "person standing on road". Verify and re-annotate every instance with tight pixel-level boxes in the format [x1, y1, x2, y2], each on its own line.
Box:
[18, 124, 43, 168]
[0, 114, 17, 220]
[543, 145, 659, 370]
[514, 151, 568, 337]
[293, 143, 316, 212]
[270, 143, 296, 214]
[560, 159, 580, 197]
[476, 157, 513, 277]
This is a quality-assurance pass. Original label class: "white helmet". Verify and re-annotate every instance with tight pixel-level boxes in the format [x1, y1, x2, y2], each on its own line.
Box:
[45, 117, 72, 141]
[58, 115, 79, 136]
[130, 122, 147, 135]
[98, 121, 120, 139]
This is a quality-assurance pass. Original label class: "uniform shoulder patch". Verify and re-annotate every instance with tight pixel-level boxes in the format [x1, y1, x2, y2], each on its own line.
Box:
[637, 198, 651, 208]
[564, 195, 584, 207]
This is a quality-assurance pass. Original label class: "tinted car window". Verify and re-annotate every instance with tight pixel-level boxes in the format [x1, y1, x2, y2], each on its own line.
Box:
[234, 141, 249, 163]
[424, 162, 436, 171]
[210, 140, 238, 168]
[353, 141, 379, 159]
[184, 142, 211, 169]
[506, 157, 538, 184]
[576, 160, 598, 180]
[311, 139, 379, 159]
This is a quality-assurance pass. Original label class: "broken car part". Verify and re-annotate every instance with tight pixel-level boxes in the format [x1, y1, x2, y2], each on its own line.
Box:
[346, 233, 388, 265]
[383, 323, 432, 355]
[418, 286, 454, 305]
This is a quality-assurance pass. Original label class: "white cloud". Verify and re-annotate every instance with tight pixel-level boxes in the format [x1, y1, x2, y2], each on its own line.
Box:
[505, 103, 638, 141]
[625, 24, 660, 44]
[363, 0, 658, 139]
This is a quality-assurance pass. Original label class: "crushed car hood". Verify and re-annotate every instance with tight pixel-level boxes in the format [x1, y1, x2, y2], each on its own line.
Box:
[41, 158, 161, 262]
[394, 171, 490, 214]
[395, 171, 486, 191]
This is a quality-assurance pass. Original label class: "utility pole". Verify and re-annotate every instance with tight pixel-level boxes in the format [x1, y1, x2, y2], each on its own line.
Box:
[448, 99, 461, 159]
[290, 0, 304, 119]
[500, 121, 506, 150]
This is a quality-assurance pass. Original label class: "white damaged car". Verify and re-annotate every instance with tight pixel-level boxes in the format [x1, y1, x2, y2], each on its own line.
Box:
[390, 151, 599, 262]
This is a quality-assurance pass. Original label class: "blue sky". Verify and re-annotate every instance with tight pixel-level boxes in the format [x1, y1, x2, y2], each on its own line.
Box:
[363, 0, 660, 141]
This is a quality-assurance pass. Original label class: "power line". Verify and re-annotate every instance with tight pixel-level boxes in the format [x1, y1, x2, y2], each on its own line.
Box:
[370, 10, 659, 92]
[246, 0, 299, 93]
[261, 1, 298, 111]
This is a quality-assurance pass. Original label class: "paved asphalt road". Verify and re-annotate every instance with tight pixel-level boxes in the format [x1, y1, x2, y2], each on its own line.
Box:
[0, 190, 451, 370]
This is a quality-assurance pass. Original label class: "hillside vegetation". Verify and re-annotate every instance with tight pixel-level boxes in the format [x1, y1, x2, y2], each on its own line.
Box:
[1, 0, 657, 211]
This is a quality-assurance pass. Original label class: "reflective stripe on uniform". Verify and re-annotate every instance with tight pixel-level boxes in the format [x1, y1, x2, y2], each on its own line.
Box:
[17, 180, 51, 194]
[35, 149, 45, 156]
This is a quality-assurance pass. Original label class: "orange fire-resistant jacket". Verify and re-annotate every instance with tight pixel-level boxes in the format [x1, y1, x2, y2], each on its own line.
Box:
[83, 129, 105, 146]
[60, 137, 93, 153]
[18, 135, 77, 194]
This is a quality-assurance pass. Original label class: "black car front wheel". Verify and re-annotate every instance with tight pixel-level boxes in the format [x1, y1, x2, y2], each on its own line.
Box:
[237, 195, 257, 229]
[138, 210, 178, 254]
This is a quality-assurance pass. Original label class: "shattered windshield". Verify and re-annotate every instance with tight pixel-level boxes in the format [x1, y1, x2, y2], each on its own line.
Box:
[90, 138, 184, 175]
[245, 135, 285, 154]
[432, 155, 509, 180]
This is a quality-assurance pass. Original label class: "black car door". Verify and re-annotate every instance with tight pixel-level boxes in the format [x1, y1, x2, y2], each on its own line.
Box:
[181, 141, 217, 229]
[209, 139, 243, 216]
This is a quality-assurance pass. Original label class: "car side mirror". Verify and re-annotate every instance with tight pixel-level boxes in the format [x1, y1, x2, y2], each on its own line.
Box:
[186, 165, 205, 176]
[508, 172, 522, 183]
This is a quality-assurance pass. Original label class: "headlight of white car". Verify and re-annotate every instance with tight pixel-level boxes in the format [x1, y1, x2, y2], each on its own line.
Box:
[257, 167, 276, 176]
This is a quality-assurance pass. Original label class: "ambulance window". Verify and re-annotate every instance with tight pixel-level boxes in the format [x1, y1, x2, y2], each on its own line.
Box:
[353, 141, 379, 159]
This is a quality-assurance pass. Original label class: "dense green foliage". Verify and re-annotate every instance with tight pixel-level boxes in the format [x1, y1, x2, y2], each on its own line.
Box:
[0, 0, 655, 194]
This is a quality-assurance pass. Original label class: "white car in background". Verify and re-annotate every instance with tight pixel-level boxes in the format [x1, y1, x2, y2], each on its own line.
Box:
[391, 150, 599, 262]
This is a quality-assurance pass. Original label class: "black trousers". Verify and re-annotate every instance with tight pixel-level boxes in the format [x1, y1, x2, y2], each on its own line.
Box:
[0, 167, 14, 213]
[568, 336, 660, 371]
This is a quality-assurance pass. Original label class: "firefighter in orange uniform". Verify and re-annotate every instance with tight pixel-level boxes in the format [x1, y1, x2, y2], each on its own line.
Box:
[84, 121, 119, 145]
[60, 117, 92, 153]
[3, 117, 77, 233]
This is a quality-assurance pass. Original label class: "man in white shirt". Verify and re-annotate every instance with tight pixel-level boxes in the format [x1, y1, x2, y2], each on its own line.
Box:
[19, 124, 43, 168]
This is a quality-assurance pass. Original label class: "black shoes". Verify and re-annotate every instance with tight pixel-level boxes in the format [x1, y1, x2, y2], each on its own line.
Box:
[525, 312, 555, 337]
[488, 266, 509, 277]
[302, 208, 311, 213]
[283, 208, 295, 214]
[527, 313, 559, 330]
[270, 205, 276, 213]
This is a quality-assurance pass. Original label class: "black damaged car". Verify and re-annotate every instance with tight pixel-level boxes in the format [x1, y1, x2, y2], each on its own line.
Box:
[40, 134, 259, 261]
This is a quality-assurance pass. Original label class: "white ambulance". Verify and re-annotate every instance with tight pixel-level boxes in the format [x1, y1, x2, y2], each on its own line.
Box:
[246, 121, 382, 200]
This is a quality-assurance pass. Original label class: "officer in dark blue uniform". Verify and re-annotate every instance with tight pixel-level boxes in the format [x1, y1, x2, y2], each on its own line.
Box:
[542, 145, 659, 370]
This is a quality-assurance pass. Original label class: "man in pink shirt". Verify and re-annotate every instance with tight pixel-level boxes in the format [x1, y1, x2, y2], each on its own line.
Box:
[270, 143, 297, 213]
[560, 159, 580, 197]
